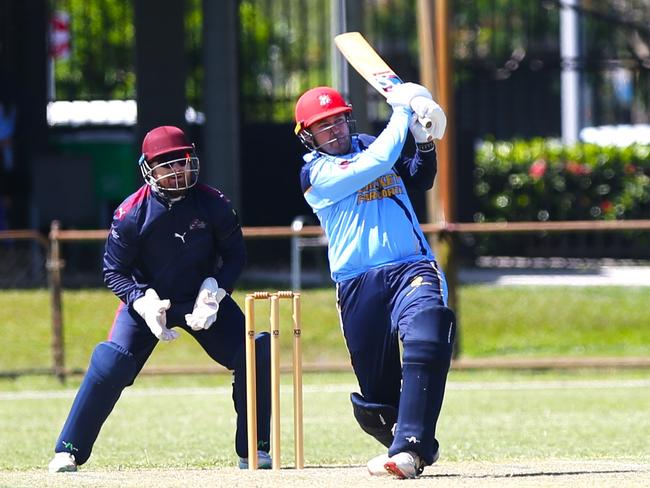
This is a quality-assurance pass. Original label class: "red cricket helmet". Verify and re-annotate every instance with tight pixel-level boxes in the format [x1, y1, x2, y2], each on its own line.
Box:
[294, 86, 352, 134]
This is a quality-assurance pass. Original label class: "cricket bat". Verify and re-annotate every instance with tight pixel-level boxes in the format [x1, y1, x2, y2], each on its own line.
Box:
[334, 31, 433, 131]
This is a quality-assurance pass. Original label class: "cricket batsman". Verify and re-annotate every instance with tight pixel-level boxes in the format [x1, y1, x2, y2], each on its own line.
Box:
[294, 83, 456, 478]
[48, 126, 273, 472]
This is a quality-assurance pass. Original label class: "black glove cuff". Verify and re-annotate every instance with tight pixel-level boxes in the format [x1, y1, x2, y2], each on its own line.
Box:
[416, 141, 435, 153]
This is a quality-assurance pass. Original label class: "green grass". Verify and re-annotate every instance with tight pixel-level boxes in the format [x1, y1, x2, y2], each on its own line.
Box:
[2, 287, 649, 477]
[459, 285, 650, 357]
[1, 288, 346, 372]
[0, 371, 648, 471]
[3, 286, 650, 373]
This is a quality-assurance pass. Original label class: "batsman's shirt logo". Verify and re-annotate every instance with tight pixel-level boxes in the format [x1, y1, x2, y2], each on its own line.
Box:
[357, 172, 403, 204]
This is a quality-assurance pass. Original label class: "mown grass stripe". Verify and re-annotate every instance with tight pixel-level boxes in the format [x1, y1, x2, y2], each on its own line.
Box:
[3, 379, 650, 401]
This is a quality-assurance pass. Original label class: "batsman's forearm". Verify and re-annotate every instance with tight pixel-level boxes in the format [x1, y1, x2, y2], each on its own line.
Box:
[412, 148, 438, 190]
[395, 146, 437, 191]
[362, 107, 410, 169]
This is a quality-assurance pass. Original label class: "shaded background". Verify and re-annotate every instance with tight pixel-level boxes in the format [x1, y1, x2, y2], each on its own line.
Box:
[3, 0, 650, 281]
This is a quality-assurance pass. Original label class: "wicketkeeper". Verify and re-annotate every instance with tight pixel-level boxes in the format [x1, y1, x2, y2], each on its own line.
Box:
[294, 84, 456, 479]
[48, 126, 273, 472]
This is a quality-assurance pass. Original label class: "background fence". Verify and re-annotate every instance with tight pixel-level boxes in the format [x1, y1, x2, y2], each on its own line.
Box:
[0, 230, 48, 287]
[4, 218, 650, 380]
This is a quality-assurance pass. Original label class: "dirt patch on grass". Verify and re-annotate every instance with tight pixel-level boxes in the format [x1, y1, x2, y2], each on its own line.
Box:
[4, 461, 649, 488]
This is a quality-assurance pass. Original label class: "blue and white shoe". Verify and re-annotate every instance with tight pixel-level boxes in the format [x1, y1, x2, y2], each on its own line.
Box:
[238, 450, 272, 469]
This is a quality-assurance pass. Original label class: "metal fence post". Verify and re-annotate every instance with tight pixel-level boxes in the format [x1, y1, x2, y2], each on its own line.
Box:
[47, 220, 66, 383]
[291, 217, 305, 291]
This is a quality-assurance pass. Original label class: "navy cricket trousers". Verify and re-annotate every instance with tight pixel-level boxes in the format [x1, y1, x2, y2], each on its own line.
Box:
[336, 259, 454, 464]
[54, 295, 271, 463]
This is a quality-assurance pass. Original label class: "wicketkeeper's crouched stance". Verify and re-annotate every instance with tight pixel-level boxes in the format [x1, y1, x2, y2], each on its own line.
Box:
[294, 84, 456, 479]
[48, 126, 272, 472]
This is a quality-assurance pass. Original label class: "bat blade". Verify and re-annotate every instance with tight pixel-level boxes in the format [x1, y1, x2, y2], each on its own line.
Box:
[334, 31, 432, 131]
[334, 32, 402, 98]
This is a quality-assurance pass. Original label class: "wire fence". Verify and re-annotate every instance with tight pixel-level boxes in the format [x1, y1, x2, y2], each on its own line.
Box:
[0, 231, 48, 288]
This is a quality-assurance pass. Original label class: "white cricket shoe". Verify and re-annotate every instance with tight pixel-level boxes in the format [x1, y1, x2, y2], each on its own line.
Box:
[366, 452, 390, 476]
[383, 450, 425, 479]
[238, 450, 272, 469]
[48, 452, 77, 473]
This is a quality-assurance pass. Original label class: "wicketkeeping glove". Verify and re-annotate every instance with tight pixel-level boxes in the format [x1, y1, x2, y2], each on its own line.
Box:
[185, 277, 228, 331]
[385, 82, 432, 110]
[410, 97, 447, 140]
[133, 288, 178, 342]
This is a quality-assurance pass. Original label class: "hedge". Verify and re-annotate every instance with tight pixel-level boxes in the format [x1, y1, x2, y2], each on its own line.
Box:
[470, 138, 650, 258]
[474, 138, 650, 222]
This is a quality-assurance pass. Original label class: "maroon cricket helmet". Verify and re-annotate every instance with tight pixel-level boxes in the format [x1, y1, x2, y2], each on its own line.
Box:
[141, 126, 193, 161]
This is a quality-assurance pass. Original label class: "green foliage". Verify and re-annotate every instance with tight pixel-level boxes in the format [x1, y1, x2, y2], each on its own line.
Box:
[454, 0, 559, 62]
[239, 0, 332, 122]
[185, 0, 203, 109]
[474, 138, 650, 222]
[48, 0, 650, 131]
[53, 0, 135, 100]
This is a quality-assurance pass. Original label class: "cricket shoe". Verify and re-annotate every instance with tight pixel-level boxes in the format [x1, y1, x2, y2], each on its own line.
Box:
[238, 450, 272, 469]
[366, 453, 390, 476]
[383, 450, 426, 479]
[48, 452, 77, 473]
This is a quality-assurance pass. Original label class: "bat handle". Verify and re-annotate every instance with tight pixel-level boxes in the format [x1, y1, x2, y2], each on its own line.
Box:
[418, 116, 432, 129]
[410, 96, 433, 130]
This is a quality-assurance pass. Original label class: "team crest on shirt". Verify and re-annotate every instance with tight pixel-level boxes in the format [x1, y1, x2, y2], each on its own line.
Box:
[189, 218, 207, 230]
[356, 172, 403, 204]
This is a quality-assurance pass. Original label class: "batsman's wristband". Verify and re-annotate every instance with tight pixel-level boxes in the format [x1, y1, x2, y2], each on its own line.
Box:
[416, 141, 435, 153]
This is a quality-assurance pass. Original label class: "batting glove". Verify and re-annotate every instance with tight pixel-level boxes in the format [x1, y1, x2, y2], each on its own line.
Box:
[133, 289, 178, 342]
[385, 82, 432, 110]
[409, 113, 434, 147]
[185, 277, 228, 331]
[410, 97, 447, 140]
